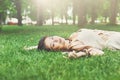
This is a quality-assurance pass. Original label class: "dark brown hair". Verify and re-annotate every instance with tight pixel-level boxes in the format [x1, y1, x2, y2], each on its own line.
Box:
[37, 36, 69, 51]
[37, 36, 50, 51]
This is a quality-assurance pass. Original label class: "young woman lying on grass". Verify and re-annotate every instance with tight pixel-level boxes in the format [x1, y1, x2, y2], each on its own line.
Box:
[25, 29, 120, 58]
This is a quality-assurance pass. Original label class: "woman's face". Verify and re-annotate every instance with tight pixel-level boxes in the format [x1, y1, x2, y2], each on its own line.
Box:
[44, 36, 66, 50]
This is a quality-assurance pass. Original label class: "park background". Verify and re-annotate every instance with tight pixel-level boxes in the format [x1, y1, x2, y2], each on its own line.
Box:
[0, 0, 120, 26]
[0, 0, 120, 80]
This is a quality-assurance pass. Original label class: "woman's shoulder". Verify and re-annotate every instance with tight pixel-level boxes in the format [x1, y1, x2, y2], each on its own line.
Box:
[69, 29, 96, 40]
[69, 32, 78, 40]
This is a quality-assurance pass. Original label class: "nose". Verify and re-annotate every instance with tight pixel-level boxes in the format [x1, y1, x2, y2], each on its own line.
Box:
[54, 39, 59, 42]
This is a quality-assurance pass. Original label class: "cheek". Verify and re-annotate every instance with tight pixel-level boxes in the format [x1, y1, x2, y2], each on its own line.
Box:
[44, 43, 51, 50]
[53, 44, 60, 49]
[53, 43, 63, 50]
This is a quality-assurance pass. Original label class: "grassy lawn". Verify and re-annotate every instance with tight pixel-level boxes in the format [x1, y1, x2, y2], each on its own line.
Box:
[0, 25, 120, 80]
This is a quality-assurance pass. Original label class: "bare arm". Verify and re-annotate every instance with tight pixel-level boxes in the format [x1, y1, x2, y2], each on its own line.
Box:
[24, 46, 38, 50]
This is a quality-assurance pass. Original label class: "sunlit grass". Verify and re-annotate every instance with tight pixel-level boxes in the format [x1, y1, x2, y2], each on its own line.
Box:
[0, 25, 120, 80]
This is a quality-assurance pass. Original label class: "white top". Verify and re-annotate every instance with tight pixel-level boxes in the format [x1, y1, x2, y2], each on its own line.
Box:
[69, 29, 120, 50]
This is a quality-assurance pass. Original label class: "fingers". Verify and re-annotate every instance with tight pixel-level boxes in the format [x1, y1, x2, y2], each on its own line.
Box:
[87, 48, 104, 56]
[63, 51, 87, 59]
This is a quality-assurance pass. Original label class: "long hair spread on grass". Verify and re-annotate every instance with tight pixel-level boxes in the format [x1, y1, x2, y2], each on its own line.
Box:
[37, 36, 50, 51]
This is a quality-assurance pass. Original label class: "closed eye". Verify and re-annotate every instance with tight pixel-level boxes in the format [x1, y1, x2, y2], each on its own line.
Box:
[53, 43, 55, 47]
[50, 43, 55, 50]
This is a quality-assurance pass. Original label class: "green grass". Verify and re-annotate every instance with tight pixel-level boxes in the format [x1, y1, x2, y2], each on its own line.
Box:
[0, 25, 120, 80]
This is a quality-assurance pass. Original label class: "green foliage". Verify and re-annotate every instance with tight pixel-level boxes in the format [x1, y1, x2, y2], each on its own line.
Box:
[0, 25, 120, 80]
[0, 0, 15, 23]
[0, 25, 2, 31]
[0, 0, 9, 12]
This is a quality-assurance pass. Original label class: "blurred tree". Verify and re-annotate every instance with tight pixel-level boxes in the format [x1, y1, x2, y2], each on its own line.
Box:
[48, 0, 57, 25]
[59, 0, 69, 24]
[1, 0, 120, 27]
[100, 0, 110, 23]
[109, 0, 119, 25]
[51, 0, 55, 25]
[8, 3, 17, 18]
[29, 0, 45, 26]
[45, 0, 61, 25]
[72, 0, 78, 25]
[78, 0, 87, 26]
[0, 0, 11, 25]
[118, 1, 120, 21]
[36, 0, 44, 26]
[89, 0, 100, 24]
[14, 0, 22, 26]
[28, 0, 37, 21]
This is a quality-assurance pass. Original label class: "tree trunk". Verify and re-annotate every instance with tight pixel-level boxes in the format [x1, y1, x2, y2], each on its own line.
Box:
[109, 0, 118, 25]
[78, 14, 87, 26]
[78, 1, 87, 26]
[60, 13, 63, 24]
[51, 10, 54, 25]
[72, 0, 77, 25]
[15, 0, 22, 26]
[36, 2, 43, 26]
[36, 7, 43, 26]
[0, 13, 2, 25]
[65, 12, 68, 24]
[0, 13, 2, 31]
[37, 11, 43, 26]
[90, 7, 97, 24]
[105, 17, 108, 23]
[73, 11, 76, 25]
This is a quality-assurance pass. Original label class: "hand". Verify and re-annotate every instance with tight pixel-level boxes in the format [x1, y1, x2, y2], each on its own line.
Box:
[86, 48, 104, 56]
[63, 51, 87, 59]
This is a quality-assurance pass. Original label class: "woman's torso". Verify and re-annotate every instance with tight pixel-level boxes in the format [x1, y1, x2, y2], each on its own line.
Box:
[69, 29, 120, 50]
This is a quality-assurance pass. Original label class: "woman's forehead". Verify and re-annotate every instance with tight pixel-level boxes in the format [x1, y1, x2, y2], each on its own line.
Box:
[44, 36, 54, 49]
[44, 36, 58, 45]
[45, 37, 52, 44]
